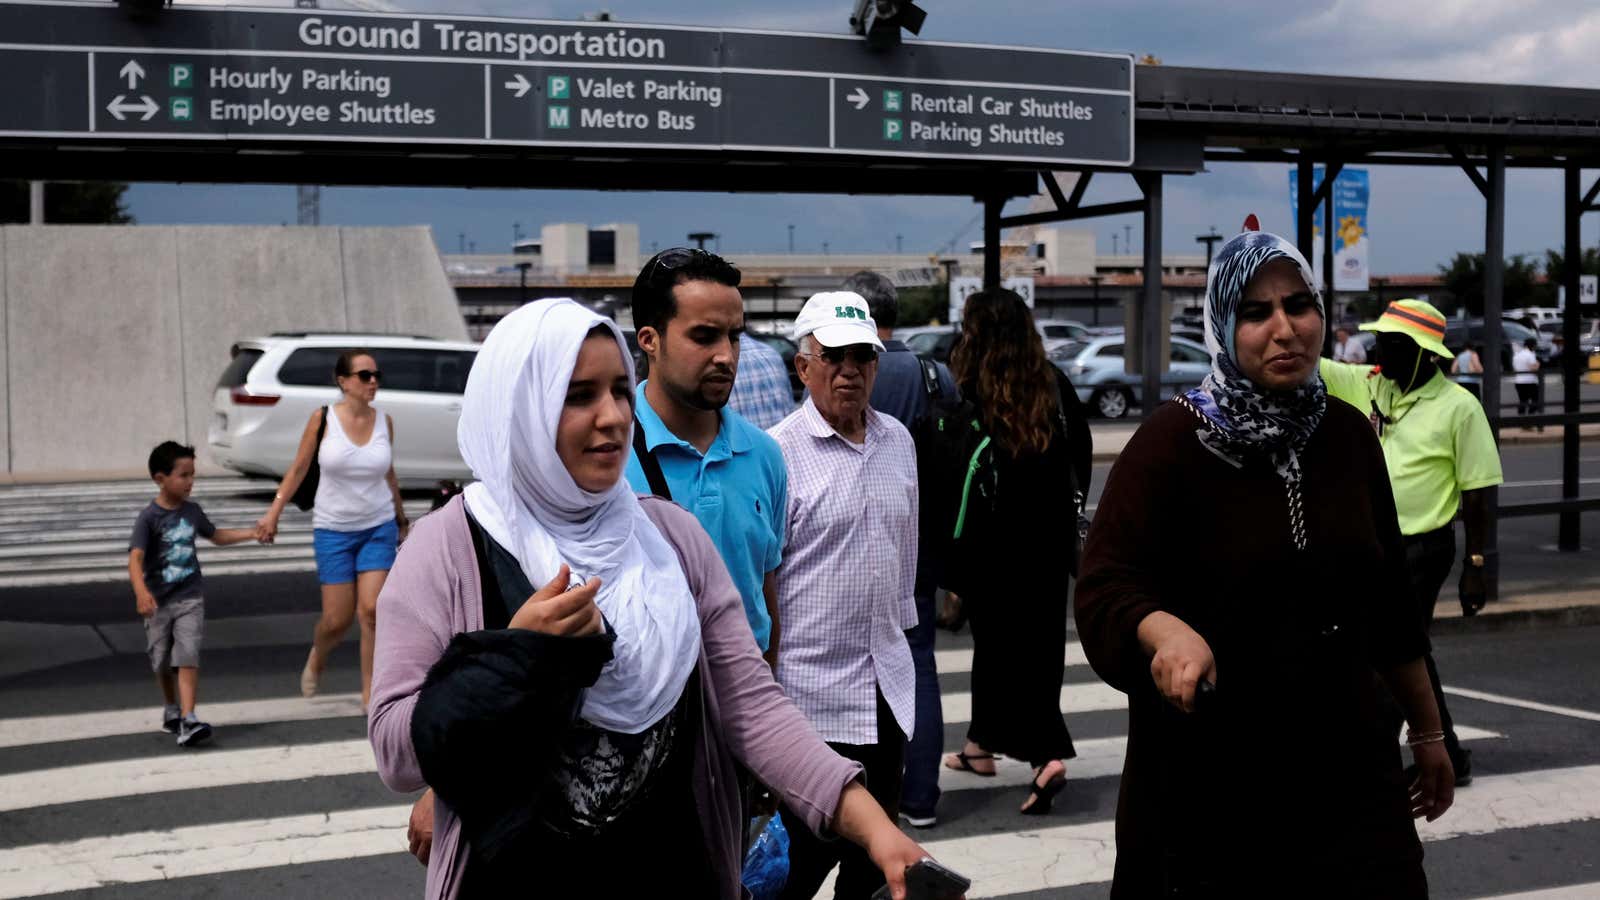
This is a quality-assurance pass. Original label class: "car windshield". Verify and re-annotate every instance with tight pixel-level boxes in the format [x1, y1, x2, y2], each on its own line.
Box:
[905, 332, 948, 353]
[1050, 341, 1088, 360]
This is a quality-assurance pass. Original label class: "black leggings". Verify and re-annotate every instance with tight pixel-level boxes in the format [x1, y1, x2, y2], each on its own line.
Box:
[1401, 526, 1466, 768]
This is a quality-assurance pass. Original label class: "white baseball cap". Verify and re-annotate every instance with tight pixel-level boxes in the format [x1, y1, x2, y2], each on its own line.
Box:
[791, 291, 886, 351]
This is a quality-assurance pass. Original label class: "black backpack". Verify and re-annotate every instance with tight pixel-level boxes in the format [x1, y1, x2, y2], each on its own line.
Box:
[912, 396, 998, 598]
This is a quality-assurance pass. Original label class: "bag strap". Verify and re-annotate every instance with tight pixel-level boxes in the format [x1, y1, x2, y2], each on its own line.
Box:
[918, 357, 941, 402]
[316, 406, 328, 444]
[631, 415, 672, 500]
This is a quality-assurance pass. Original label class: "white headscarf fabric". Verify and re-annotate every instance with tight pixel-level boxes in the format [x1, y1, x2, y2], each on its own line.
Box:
[457, 298, 700, 735]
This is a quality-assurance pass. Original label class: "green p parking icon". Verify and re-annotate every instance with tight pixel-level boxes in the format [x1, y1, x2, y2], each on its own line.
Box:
[883, 118, 903, 141]
[170, 63, 194, 89]
[548, 75, 571, 100]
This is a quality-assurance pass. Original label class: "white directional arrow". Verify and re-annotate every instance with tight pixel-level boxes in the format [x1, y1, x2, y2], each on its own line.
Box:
[503, 73, 531, 98]
[119, 59, 145, 90]
[106, 94, 160, 122]
[847, 86, 870, 110]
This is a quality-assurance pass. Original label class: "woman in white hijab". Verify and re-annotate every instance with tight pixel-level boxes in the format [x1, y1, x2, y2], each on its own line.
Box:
[369, 298, 938, 900]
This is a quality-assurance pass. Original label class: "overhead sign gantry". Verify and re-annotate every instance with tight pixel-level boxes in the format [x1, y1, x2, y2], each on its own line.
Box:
[0, 1, 1134, 166]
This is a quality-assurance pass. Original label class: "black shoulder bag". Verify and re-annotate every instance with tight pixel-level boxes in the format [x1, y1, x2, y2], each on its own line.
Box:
[288, 406, 329, 512]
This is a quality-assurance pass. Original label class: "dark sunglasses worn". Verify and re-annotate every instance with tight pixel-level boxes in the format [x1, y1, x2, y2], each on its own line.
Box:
[808, 346, 879, 367]
[351, 369, 382, 383]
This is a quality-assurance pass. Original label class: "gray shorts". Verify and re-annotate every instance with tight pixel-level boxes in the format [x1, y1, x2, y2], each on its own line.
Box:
[144, 594, 205, 672]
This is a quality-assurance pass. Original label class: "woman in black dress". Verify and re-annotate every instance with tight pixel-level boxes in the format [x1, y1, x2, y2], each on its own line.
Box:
[929, 288, 1092, 815]
[1075, 228, 1455, 897]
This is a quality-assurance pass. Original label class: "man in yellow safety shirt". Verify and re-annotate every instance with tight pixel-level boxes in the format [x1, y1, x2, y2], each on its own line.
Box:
[1321, 298, 1503, 787]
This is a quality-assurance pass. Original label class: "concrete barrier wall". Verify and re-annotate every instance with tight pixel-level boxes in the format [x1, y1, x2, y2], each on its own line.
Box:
[1, 225, 468, 477]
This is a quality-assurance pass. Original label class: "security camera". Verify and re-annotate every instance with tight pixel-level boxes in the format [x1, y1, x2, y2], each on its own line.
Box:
[850, 0, 927, 48]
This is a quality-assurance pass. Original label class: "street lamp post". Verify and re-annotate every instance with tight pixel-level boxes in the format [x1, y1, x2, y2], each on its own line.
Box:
[516, 261, 532, 304]
[1088, 274, 1103, 326]
[1196, 228, 1222, 269]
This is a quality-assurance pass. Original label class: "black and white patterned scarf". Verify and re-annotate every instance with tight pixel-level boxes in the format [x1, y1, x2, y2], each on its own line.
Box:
[1180, 230, 1326, 548]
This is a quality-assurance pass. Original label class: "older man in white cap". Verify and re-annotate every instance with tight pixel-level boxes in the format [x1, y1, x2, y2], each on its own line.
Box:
[768, 291, 919, 900]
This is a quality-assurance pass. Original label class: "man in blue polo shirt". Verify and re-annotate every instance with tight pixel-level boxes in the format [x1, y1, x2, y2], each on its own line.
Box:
[625, 247, 788, 665]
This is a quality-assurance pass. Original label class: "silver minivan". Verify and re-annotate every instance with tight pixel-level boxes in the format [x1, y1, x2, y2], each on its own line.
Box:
[209, 333, 479, 485]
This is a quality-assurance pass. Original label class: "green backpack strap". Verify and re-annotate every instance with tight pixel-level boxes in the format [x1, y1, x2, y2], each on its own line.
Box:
[953, 419, 991, 540]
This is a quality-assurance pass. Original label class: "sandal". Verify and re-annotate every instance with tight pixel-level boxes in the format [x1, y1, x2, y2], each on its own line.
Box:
[300, 649, 320, 699]
[943, 751, 997, 777]
[1021, 763, 1067, 816]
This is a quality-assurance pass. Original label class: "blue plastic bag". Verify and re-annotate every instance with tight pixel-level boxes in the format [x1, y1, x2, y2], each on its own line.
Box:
[741, 814, 790, 900]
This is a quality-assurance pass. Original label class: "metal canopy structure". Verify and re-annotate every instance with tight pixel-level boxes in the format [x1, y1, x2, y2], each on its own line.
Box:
[994, 65, 1600, 601]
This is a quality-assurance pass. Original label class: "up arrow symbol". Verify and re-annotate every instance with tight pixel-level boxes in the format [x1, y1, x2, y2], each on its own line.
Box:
[504, 73, 531, 98]
[119, 60, 146, 90]
[847, 87, 870, 110]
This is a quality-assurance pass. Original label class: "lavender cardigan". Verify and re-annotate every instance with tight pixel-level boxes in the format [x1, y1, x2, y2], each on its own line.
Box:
[369, 495, 864, 900]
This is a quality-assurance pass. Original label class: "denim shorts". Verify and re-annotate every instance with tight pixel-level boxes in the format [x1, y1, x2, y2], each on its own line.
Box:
[312, 519, 398, 585]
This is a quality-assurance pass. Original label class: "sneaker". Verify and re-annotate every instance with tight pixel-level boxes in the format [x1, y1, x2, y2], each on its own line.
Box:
[161, 705, 182, 734]
[177, 719, 213, 747]
[899, 809, 938, 829]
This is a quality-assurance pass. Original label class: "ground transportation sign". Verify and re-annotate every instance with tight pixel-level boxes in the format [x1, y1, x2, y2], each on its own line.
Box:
[0, 1, 1134, 166]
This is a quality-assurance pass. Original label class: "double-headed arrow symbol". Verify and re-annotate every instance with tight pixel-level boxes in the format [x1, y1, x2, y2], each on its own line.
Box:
[119, 60, 145, 90]
[847, 87, 870, 110]
[504, 73, 531, 98]
[106, 94, 159, 121]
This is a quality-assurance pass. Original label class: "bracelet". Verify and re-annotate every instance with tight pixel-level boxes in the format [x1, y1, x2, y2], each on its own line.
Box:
[1407, 734, 1445, 747]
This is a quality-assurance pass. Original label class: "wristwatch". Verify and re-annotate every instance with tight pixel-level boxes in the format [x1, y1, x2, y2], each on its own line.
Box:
[1466, 553, 1486, 568]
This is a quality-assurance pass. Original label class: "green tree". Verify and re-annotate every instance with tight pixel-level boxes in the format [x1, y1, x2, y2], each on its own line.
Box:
[0, 181, 135, 224]
[895, 284, 946, 327]
[1437, 252, 1548, 316]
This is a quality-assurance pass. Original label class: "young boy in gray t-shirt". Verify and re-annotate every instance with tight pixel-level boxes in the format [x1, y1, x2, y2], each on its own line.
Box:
[129, 441, 257, 747]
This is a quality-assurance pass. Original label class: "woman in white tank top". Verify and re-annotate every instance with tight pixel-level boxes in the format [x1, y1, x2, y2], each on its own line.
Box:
[257, 350, 409, 709]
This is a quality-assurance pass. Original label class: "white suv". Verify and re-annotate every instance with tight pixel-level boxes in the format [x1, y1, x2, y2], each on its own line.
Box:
[209, 333, 479, 485]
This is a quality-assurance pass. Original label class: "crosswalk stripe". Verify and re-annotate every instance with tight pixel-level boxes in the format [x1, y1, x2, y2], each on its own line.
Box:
[934, 641, 1087, 675]
[941, 681, 1126, 724]
[1472, 885, 1600, 899]
[4, 758, 1582, 899]
[0, 804, 412, 899]
[0, 693, 363, 750]
[914, 764, 1600, 897]
[0, 739, 376, 813]
[1444, 686, 1600, 724]
[935, 726, 1502, 794]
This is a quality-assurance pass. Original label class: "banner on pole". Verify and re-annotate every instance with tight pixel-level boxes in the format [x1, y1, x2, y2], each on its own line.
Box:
[1288, 166, 1371, 292]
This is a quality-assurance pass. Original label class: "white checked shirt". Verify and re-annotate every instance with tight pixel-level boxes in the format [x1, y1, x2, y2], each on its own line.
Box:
[769, 399, 919, 745]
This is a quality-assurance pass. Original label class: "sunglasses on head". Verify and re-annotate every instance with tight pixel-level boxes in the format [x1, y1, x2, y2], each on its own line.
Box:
[808, 346, 879, 367]
[350, 369, 381, 383]
[642, 247, 712, 286]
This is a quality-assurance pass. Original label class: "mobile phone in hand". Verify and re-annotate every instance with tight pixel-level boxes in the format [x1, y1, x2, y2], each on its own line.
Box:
[871, 858, 971, 900]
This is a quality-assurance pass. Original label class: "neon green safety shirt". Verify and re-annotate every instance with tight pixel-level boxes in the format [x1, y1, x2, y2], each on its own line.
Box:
[1321, 359, 1504, 536]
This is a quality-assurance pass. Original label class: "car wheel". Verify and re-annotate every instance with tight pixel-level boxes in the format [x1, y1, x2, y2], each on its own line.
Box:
[1094, 388, 1132, 419]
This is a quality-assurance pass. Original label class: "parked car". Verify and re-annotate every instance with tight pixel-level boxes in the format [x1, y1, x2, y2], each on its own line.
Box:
[1035, 318, 1091, 343]
[209, 333, 479, 486]
[1050, 335, 1213, 419]
[895, 325, 959, 363]
[1442, 318, 1551, 367]
[746, 330, 805, 400]
[1539, 319, 1600, 355]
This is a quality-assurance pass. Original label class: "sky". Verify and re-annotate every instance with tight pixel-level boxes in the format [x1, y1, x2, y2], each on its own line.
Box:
[122, 0, 1600, 273]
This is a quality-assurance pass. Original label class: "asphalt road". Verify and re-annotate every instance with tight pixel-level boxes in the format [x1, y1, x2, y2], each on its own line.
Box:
[1, 614, 1597, 898]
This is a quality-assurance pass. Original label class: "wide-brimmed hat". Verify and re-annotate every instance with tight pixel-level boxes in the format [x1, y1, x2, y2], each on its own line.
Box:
[1360, 299, 1452, 359]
